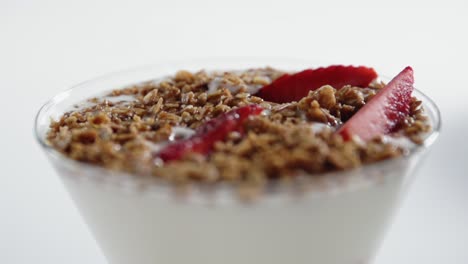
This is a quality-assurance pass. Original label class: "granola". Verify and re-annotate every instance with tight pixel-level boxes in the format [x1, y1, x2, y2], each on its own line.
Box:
[47, 67, 431, 189]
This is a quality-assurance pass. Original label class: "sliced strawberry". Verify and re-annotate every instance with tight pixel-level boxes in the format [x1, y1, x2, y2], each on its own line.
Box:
[257, 65, 377, 103]
[337, 67, 414, 141]
[156, 105, 263, 162]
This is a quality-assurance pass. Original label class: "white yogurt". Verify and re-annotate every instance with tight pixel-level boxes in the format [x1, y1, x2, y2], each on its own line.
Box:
[102, 94, 136, 104]
[168, 126, 196, 141]
[381, 135, 417, 150]
[310, 122, 332, 133]
[55, 152, 420, 264]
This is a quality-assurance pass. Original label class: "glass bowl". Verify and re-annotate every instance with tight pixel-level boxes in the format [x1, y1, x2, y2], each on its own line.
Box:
[35, 58, 441, 264]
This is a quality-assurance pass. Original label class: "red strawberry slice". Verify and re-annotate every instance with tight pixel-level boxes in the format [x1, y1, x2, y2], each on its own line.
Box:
[337, 67, 414, 141]
[156, 105, 263, 162]
[257, 65, 377, 103]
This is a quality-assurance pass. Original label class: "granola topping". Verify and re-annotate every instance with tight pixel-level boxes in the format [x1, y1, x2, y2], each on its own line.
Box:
[47, 67, 431, 191]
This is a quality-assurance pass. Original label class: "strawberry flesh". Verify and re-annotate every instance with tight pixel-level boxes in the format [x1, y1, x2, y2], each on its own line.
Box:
[337, 66, 414, 141]
[156, 105, 263, 162]
[256, 65, 377, 103]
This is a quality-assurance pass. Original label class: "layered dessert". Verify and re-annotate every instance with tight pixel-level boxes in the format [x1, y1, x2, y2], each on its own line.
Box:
[40, 64, 437, 264]
[47, 65, 429, 193]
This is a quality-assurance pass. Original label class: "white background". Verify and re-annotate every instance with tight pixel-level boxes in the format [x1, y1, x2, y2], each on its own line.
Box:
[1, 0, 467, 263]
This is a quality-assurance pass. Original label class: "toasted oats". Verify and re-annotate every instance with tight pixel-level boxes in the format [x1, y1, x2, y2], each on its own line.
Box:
[47, 68, 430, 189]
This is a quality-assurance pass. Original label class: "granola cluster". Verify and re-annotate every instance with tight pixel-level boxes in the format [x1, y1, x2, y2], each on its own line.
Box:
[47, 68, 431, 188]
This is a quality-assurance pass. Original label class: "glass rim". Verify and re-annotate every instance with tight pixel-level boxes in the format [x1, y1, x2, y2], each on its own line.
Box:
[33, 58, 442, 197]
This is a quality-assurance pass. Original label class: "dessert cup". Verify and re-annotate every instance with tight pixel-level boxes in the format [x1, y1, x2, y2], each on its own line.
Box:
[35, 59, 441, 264]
